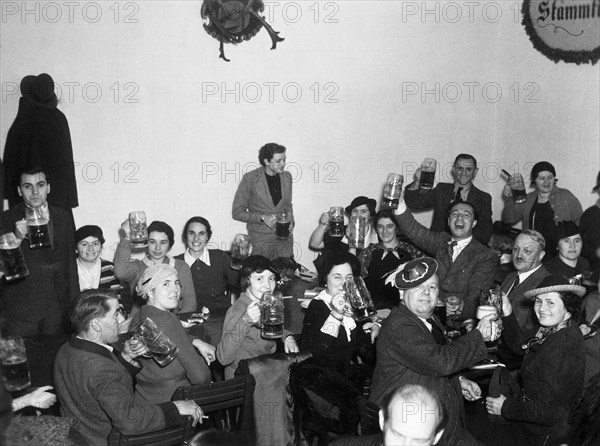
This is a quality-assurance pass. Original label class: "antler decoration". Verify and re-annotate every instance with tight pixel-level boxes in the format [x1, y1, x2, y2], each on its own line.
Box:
[201, 0, 284, 62]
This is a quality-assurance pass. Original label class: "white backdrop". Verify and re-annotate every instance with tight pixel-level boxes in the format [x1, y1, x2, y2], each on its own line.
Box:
[1, 1, 599, 267]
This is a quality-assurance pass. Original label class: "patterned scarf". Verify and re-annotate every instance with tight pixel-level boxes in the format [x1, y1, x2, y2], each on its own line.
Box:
[521, 319, 570, 350]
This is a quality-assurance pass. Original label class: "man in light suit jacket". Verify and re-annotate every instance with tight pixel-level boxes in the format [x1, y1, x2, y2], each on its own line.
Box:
[0, 167, 77, 336]
[404, 154, 493, 245]
[500, 230, 549, 331]
[394, 197, 498, 321]
[232, 143, 294, 259]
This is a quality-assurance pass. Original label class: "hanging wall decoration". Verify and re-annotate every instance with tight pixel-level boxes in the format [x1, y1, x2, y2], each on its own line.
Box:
[522, 0, 600, 65]
[201, 0, 284, 62]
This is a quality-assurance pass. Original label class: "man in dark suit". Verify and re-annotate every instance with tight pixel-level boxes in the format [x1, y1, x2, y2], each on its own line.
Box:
[0, 167, 78, 336]
[394, 197, 498, 321]
[404, 154, 494, 245]
[54, 290, 201, 444]
[232, 143, 294, 259]
[370, 257, 495, 446]
[500, 230, 549, 331]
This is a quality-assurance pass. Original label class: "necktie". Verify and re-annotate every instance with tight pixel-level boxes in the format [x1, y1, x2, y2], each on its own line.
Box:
[511, 275, 520, 292]
[448, 241, 457, 261]
[426, 318, 447, 346]
[454, 187, 463, 202]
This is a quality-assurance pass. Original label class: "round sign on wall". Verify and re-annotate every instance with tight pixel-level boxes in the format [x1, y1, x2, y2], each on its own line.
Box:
[523, 0, 600, 64]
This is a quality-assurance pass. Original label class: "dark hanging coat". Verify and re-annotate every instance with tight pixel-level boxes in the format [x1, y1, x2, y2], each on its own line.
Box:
[3, 97, 78, 209]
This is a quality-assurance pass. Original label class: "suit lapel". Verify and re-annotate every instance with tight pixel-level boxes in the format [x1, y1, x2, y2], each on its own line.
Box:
[254, 169, 275, 208]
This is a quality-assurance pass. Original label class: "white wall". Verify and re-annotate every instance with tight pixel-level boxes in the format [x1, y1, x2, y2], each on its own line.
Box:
[1, 1, 599, 267]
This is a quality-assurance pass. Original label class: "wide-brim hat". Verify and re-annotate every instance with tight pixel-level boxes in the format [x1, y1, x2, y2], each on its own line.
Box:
[392, 257, 438, 290]
[593, 171, 600, 193]
[75, 225, 105, 245]
[20, 73, 58, 107]
[524, 275, 586, 299]
[345, 196, 377, 215]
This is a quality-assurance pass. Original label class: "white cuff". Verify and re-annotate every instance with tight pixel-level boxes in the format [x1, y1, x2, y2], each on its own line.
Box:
[394, 201, 408, 216]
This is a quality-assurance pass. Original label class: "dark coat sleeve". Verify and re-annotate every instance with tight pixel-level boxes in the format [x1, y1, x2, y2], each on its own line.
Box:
[386, 312, 487, 377]
[395, 208, 447, 256]
[471, 188, 494, 244]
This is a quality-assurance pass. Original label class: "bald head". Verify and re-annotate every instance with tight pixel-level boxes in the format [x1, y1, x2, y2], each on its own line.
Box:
[379, 384, 445, 446]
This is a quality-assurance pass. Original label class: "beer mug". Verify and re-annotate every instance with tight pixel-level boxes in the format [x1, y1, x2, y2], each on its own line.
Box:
[481, 284, 503, 317]
[231, 234, 252, 270]
[24, 207, 51, 249]
[510, 173, 527, 204]
[420, 158, 437, 190]
[348, 215, 367, 249]
[0, 336, 31, 391]
[260, 291, 284, 339]
[343, 276, 375, 321]
[275, 209, 291, 239]
[382, 173, 403, 209]
[129, 211, 148, 249]
[0, 233, 29, 281]
[328, 206, 345, 237]
[130, 317, 178, 366]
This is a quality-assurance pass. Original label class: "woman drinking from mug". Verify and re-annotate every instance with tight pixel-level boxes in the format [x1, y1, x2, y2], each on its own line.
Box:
[216, 255, 299, 379]
[358, 209, 425, 310]
[131, 264, 214, 404]
[174, 217, 240, 312]
[469, 276, 586, 446]
[292, 251, 373, 441]
[115, 220, 196, 314]
[502, 161, 583, 258]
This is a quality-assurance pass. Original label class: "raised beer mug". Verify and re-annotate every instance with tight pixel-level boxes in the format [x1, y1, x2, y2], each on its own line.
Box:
[231, 234, 252, 270]
[382, 173, 404, 209]
[24, 207, 51, 249]
[0, 336, 31, 392]
[328, 206, 345, 237]
[348, 215, 367, 249]
[129, 211, 149, 249]
[419, 158, 437, 191]
[260, 291, 284, 339]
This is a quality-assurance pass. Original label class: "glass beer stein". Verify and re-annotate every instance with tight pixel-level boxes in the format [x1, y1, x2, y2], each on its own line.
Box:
[130, 317, 178, 366]
[260, 291, 284, 339]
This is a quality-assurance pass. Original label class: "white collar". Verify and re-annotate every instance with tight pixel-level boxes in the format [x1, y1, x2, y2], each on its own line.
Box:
[184, 248, 211, 267]
[518, 264, 543, 283]
[142, 256, 176, 267]
[76, 335, 113, 352]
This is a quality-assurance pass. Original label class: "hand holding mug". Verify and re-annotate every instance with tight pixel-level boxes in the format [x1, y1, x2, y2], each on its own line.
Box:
[411, 167, 422, 189]
[319, 212, 329, 227]
[501, 292, 512, 317]
[263, 214, 277, 230]
[331, 292, 351, 318]
[242, 301, 261, 324]
[502, 183, 513, 200]
[15, 220, 28, 240]
[476, 314, 500, 342]
[120, 220, 132, 239]
[123, 338, 148, 359]
[446, 296, 464, 318]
